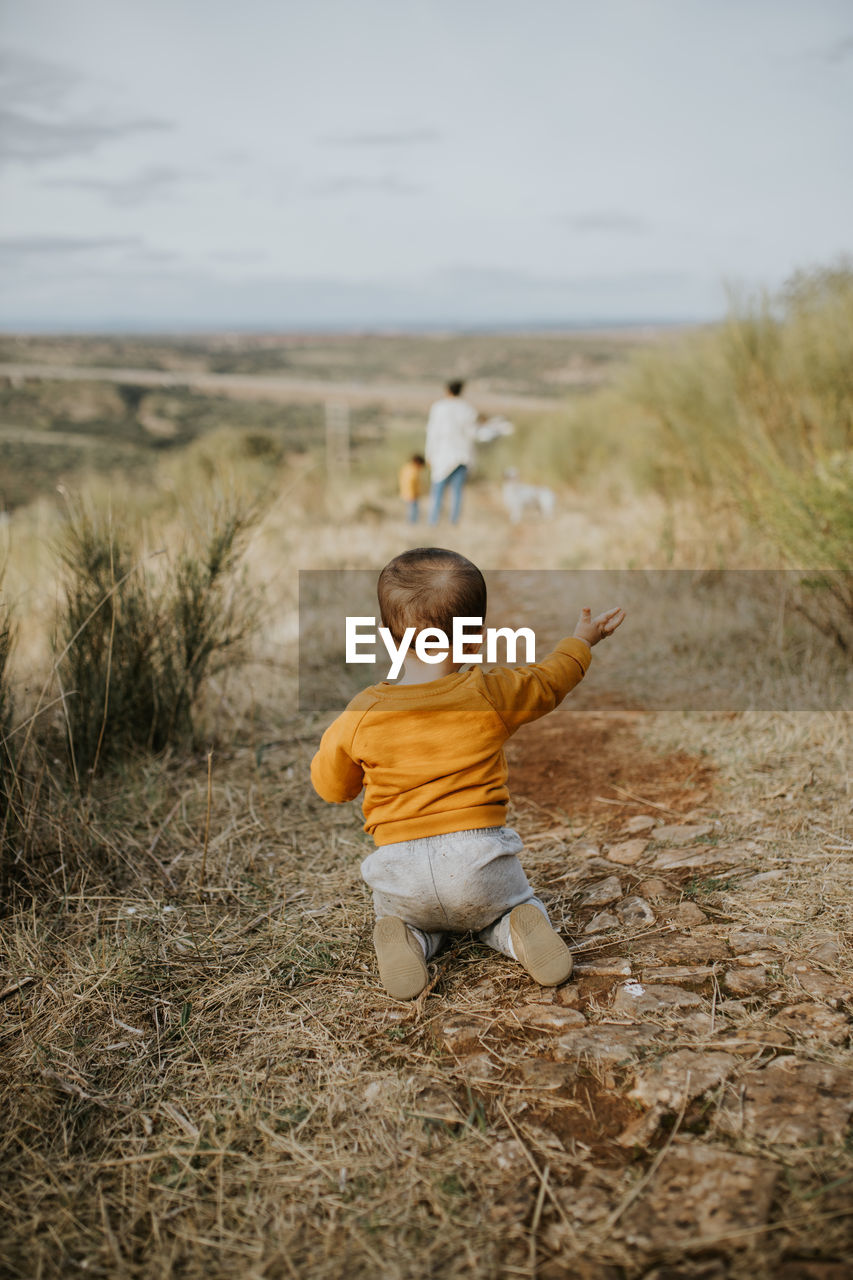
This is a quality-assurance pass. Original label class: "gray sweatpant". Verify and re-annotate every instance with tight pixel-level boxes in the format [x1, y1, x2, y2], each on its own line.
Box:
[360, 826, 549, 961]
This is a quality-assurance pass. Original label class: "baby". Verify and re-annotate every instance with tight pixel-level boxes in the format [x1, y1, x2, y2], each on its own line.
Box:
[310, 547, 624, 999]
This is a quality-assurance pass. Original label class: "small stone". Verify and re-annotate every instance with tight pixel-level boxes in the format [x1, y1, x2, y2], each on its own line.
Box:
[669, 901, 708, 926]
[652, 823, 715, 845]
[635, 877, 670, 900]
[640, 965, 715, 990]
[654, 930, 729, 964]
[771, 1003, 849, 1044]
[652, 846, 746, 873]
[612, 981, 704, 1016]
[439, 1017, 482, 1053]
[738, 869, 784, 888]
[723, 966, 769, 996]
[573, 956, 632, 978]
[809, 938, 841, 965]
[621, 1141, 777, 1249]
[715, 1058, 853, 1145]
[554, 984, 583, 1008]
[569, 840, 601, 859]
[735, 949, 780, 967]
[517, 1059, 576, 1090]
[606, 838, 649, 865]
[576, 876, 623, 907]
[583, 910, 620, 934]
[729, 930, 784, 954]
[617, 895, 656, 928]
[623, 814, 658, 834]
[552, 1023, 666, 1064]
[512, 1004, 586, 1032]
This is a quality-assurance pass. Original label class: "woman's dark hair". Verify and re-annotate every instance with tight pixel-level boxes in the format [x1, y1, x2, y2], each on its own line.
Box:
[446, 380, 465, 397]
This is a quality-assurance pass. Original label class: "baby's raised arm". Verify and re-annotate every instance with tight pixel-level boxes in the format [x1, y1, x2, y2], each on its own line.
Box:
[573, 606, 625, 648]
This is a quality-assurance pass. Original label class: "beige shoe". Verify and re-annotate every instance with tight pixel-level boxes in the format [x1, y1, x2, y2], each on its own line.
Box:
[373, 917, 429, 1000]
[509, 904, 573, 986]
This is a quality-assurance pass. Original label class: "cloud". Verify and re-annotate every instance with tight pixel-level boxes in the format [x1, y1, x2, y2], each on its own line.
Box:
[0, 48, 81, 111]
[819, 34, 853, 64]
[0, 235, 145, 259]
[310, 174, 421, 196]
[0, 47, 171, 167]
[42, 165, 188, 206]
[559, 212, 650, 234]
[318, 129, 440, 147]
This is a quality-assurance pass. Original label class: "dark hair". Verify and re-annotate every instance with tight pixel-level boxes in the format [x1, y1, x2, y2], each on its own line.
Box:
[446, 380, 465, 397]
[377, 547, 487, 642]
[411, 454, 426, 465]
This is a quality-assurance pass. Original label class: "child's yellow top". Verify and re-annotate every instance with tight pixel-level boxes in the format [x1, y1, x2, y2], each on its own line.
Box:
[398, 460, 423, 501]
[310, 638, 591, 845]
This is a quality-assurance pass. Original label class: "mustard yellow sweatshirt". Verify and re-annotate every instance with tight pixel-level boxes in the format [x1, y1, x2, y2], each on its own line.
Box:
[310, 637, 591, 845]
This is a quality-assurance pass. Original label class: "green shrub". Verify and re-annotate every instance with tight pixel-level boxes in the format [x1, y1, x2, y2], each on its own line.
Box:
[55, 497, 259, 781]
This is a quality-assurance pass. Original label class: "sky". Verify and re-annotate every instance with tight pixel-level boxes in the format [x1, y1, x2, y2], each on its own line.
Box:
[1, 0, 852, 330]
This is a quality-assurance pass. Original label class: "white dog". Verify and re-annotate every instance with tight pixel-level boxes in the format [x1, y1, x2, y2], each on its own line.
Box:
[501, 469, 555, 524]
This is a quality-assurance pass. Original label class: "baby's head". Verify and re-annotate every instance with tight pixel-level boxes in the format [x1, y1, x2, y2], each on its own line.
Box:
[377, 548, 487, 643]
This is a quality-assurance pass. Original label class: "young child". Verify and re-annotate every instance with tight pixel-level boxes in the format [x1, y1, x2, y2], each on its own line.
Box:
[310, 547, 624, 1000]
[398, 454, 426, 523]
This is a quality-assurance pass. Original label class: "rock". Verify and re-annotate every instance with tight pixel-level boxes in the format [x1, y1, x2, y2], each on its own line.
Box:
[512, 1004, 586, 1032]
[808, 935, 841, 965]
[654, 930, 730, 964]
[622, 814, 658, 834]
[652, 823, 716, 845]
[606, 838, 649, 865]
[715, 1058, 853, 1145]
[778, 1263, 853, 1280]
[723, 966, 769, 996]
[617, 895, 656, 928]
[516, 1059, 577, 1090]
[771, 1003, 849, 1045]
[666, 902, 707, 928]
[612, 981, 704, 1017]
[708, 1025, 791, 1055]
[439, 1017, 482, 1053]
[728, 929, 784, 954]
[618, 1049, 737, 1145]
[652, 846, 746, 873]
[639, 965, 715, 990]
[628, 1049, 738, 1111]
[553, 1023, 667, 1065]
[734, 949, 780, 967]
[573, 956, 632, 978]
[554, 984, 583, 1008]
[621, 1141, 777, 1250]
[583, 910, 620, 934]
[738, 869, 784, 888]
[576, 876, 623, 907]
[569, 840, 601, 859]
[783, 961, 851, 1003]
[635, 877, 671, 900]
[680, 1011, 723, 1036]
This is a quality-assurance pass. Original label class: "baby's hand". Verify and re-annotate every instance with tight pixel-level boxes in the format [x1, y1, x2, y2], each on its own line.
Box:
[574, 606, 625, 647]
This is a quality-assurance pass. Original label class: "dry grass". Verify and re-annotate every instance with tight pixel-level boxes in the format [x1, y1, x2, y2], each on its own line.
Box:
[0, 326, 851, 1279]
[2, 492, 851, 1278]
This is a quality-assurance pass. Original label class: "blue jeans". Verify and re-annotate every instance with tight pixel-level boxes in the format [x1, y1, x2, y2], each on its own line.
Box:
[429, 464, 467, 524]
[406, 499, 420, 523]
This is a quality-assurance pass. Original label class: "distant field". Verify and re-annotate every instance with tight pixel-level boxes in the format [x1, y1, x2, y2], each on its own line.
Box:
[0, 329, 667, 510]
